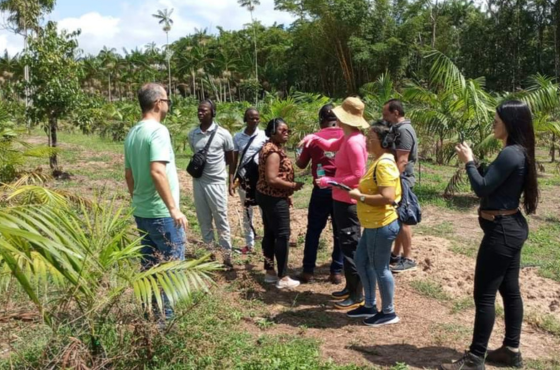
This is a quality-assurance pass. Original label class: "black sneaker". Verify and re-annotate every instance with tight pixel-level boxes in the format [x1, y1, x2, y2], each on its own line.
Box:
[439, 351, 485, 370]
[391, 257, 417, 273]
[334, 297, 364, 310]
[331, 287, 349, 300]
[390, 253, 401, 265]
[363, 312, 400, 327]
[486, 346, 523, 368]
[347, 305, 378, 318]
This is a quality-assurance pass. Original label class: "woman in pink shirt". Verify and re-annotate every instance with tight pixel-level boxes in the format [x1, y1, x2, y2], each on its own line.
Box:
[301, 97, 369, 310]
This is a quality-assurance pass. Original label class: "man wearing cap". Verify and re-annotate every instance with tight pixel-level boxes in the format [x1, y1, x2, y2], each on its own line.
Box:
[296, 104, 345, 285]
[382, 99, 419, 273]
[300, 97, 369, 310]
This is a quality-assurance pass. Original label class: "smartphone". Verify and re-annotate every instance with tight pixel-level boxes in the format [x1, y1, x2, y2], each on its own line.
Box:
[327, 181, 351, 191]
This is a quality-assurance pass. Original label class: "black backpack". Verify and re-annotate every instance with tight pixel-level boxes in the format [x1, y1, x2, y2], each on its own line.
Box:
[186, 126, 218, 178]
[373, 158, 422, 226]
[235, 135, 263, 207]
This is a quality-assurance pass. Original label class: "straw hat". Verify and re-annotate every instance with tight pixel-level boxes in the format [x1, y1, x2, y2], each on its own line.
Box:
[332, 97, 369, 129]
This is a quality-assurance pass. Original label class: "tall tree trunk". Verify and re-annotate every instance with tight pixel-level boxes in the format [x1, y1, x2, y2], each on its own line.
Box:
[49, 116, 58, 169]
[431, 0, 438, 48]
[250, 10, 258, 105]
[552, 132, 556, 162]
[555, 0, 560, 80]
[108, 74, 112, 102]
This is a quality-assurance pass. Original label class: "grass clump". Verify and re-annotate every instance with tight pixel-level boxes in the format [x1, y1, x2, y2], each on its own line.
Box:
[410, 279, 451, 302]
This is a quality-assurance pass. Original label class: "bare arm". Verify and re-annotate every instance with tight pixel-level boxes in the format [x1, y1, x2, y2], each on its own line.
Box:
[228, 151, 239, 196]
[125, 168, 134, 198]
[150, 161, 187, 229]
[265, 153, 302, 191]
[350, 186, 396, 206]
[396, 150, 410, 174]
[295, 156, 310, 169]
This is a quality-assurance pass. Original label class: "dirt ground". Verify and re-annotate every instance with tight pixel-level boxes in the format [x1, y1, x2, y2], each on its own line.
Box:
[3, 137, 560, 369]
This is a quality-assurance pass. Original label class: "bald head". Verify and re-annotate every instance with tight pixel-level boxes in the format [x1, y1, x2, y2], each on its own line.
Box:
[138, 83, 166, 113]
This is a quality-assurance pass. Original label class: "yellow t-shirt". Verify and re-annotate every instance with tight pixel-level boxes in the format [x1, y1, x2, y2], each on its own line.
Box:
[357, 153, 402, 228]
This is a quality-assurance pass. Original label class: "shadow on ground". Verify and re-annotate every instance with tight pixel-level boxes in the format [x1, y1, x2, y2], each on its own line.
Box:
[349, 344, 464, 368]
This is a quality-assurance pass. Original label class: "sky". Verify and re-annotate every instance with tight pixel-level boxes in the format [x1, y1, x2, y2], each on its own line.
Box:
[0, 0, 297, 56]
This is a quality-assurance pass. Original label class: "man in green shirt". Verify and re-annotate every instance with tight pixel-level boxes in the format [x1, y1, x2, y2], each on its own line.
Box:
[124, 83, 187, 320]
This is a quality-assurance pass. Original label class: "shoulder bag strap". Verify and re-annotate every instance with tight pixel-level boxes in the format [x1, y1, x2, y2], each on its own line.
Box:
[239, 134, 258, 165]
[373, 157, 397, 185]
[201, 125, 218, 153]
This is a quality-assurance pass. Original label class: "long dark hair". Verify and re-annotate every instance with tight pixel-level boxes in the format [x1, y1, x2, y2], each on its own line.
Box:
[496, 100, 539, 214]
[371, 122, 398, 158]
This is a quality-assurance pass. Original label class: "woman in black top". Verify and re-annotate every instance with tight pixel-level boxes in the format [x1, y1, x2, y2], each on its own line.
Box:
[440, 101, 539, 370]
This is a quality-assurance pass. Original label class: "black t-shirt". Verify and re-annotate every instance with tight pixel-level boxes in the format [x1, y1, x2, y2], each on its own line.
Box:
[465, 145, 527, 211]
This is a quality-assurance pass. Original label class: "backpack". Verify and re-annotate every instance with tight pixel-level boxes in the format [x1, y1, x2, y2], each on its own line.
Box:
[373, 158, 422, 226]
[235, 135, 262, 207]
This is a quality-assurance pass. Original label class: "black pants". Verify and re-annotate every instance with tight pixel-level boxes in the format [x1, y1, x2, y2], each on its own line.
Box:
[469, 212, 528, 357]
[333, 200, 362, 301]
[302, 187, 343, 274]
[257, 191, 290, 278]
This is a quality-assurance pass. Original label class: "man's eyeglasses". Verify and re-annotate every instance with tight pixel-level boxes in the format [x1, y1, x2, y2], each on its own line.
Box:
[157, 99, 173, 106]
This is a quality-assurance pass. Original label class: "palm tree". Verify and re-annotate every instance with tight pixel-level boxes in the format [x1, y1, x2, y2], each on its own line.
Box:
[238, 0, 260, 104]
[517, 74, 560, 162]
[98, 46, 118, 101]
[153, 8, 174, 97]
[0, 185, 220, 357]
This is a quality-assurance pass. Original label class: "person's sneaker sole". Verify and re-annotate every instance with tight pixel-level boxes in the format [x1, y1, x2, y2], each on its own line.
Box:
[334, 301, 364, 310]
[391, 266, 418, 273]
[364, 316, 400, 327]
[264, 276, 279, 284]
[331, 293, 350, 300]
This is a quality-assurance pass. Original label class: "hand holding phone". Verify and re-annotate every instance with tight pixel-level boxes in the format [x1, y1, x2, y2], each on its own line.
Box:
[327, 181, 351, 191]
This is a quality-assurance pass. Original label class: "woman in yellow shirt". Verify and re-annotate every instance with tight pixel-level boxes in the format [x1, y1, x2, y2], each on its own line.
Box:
[348, 124, 402, 327]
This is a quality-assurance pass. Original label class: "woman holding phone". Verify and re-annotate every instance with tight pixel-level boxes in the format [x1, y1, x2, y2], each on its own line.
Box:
[300, 97, 369, 310]
[440, 101, 539, 370]
[256, 118, 304, 289]
[345, 124, 402, 327]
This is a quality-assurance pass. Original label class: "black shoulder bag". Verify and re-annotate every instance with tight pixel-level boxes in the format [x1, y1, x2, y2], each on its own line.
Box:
[186, 126, 218, 178]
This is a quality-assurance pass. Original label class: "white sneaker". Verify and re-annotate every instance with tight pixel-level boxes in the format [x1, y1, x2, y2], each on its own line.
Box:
[264, 273, 279, 284]
[275, 277, 300, 289]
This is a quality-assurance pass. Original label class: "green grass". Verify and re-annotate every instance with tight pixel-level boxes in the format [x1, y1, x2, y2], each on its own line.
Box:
[522, 218, 560, 282]
[0, 291, 366, 370]
[409, 279, 451, 302]
[451, 297, 475, 314]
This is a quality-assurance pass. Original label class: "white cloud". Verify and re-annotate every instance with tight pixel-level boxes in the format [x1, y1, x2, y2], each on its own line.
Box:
[0, 0, 296, 56]
[58, 12, 121, 54]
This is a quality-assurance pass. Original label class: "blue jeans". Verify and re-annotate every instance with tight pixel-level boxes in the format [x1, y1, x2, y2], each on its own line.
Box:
[355, 220, 401, 313]
[135, 216, 186, 319]
[303, 187, 343, 274]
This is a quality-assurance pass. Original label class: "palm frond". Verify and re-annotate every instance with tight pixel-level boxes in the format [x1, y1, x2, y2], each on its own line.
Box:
[130, 255, 220, 312]
[425, 50, 466, 91]
[444, 167, 466, 197]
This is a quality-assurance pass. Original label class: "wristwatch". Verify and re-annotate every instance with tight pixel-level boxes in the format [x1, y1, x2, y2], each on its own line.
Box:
[359, 195, 366, 203]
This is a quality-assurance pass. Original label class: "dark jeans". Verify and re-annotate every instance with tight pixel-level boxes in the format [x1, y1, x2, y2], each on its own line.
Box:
[302, 187, 343, 274]
[469, 212, 528, 357]
[135, 216, 186, 319]
[333, 200, 362, 301]
[257, 191, 290, 278]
